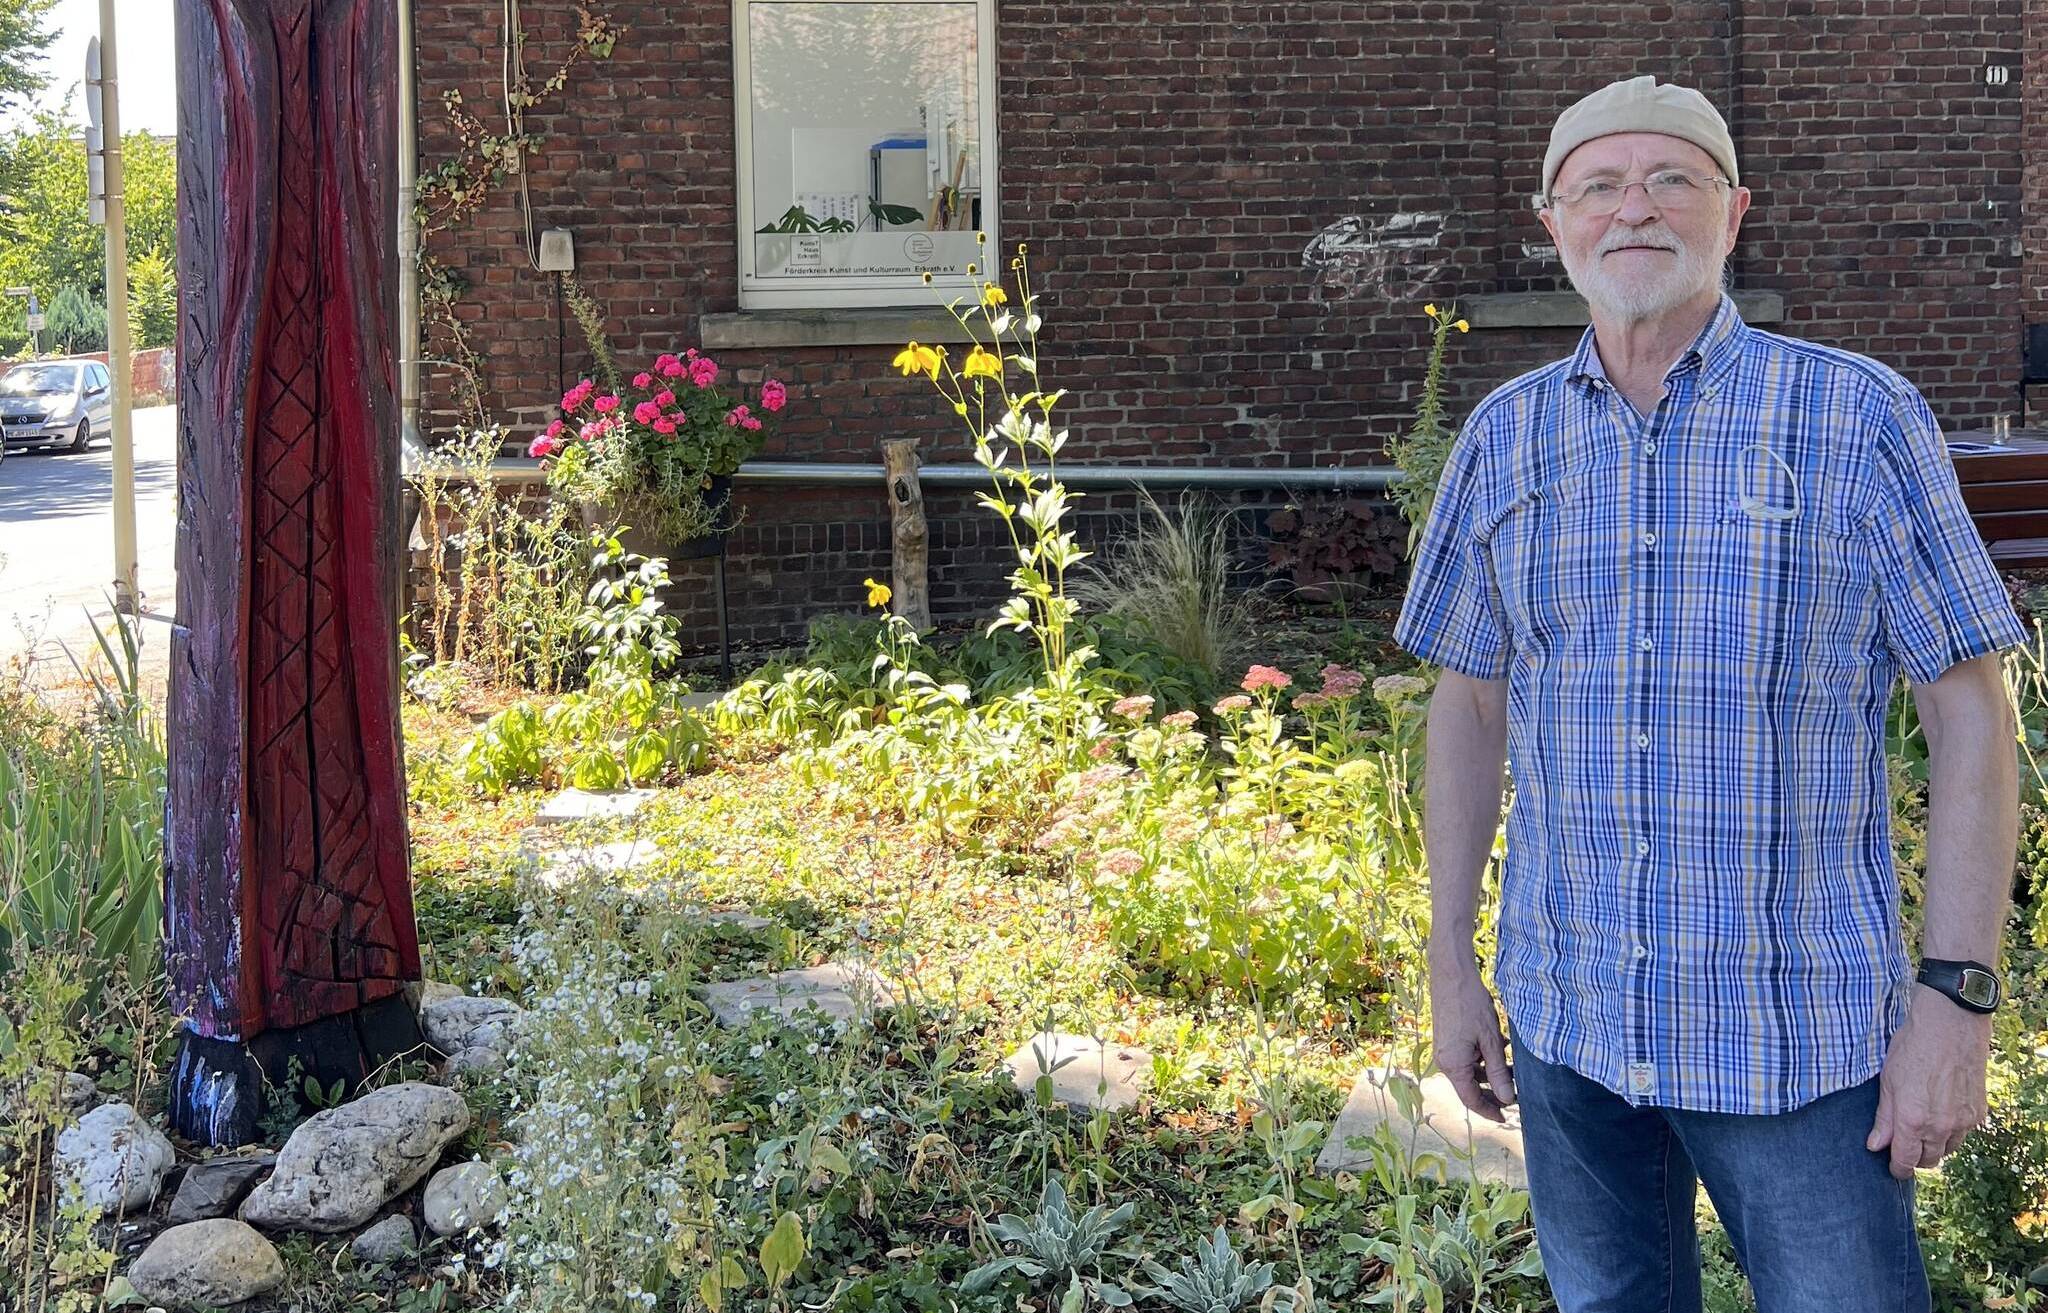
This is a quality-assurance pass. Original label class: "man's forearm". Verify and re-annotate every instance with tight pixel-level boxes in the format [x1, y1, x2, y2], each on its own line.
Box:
[1421, 680, 1510, 971]
[1920, 711, 2020, 966]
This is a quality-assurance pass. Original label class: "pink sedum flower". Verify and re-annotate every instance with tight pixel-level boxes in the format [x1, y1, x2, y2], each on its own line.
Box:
[1212, 694, 1253, 715]
[1162, 709, 1198, 729]
[1320, 663, 1367, 698]
[1292, 691, 1331, 711]
[1097, 848, 1145, 878]
[760, 379, 788, 412]
[1111, 694, 1155, 719]
[1088, 738, 1115, 760]
[1241, 664, 1291, 693]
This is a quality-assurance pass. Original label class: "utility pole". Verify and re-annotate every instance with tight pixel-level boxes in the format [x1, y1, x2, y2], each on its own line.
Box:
[87, 19, 138, 614]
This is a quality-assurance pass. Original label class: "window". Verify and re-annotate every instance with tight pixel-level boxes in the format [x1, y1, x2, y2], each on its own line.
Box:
[733, 0, 997, 310]
[89, 364, 110, 390]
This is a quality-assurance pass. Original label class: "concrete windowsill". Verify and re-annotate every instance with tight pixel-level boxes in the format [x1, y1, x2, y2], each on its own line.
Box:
[700, 308, 985, 350]
[1460, 290, 1784, 329]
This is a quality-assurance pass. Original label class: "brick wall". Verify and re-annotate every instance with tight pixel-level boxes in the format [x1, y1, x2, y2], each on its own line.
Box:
[414, 1, 2033, 649]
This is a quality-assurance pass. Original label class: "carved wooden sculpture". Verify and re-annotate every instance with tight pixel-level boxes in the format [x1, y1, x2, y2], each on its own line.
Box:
[167, 0, 423, 1147]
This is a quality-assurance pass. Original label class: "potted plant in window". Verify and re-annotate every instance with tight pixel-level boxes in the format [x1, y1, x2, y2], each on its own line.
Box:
[530, 350, 788, 560]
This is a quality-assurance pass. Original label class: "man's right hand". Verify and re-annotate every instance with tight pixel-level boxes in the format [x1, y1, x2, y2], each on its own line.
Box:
[1429, 958, 1517, 1122]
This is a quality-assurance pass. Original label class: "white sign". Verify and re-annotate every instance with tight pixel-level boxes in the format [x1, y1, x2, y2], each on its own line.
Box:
[26, 312, 45, 331]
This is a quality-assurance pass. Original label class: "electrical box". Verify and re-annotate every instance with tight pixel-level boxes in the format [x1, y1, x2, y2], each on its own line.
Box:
[537, 228, 576, 273]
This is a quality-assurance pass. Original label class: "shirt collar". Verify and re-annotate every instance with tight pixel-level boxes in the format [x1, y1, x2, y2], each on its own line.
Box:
[1564, 291, 1748, 398]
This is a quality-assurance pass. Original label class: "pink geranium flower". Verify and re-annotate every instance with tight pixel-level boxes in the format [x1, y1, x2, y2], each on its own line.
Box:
[725, 404, 752, 427]
[653, 417, 677, 435]
[633, 400, 661, 424]
[544, 419, 566, 439]
[1241, 664, 1291, 693]
[561, 379, 594, 411]
[689, 357, 719, 388]
[654, 389, 675, 408]
[527, 434, 558, 459]
[661, 359, 687, 379]
[741, 415, 762, 431]
[633, 371, 654, 389]
[593, 394, 621, 415]
[760, 379, 788, 412]
[578, 421, 604, 442]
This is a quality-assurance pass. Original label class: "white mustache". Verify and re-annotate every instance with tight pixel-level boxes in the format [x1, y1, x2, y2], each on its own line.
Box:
[1602, 239, 1678, 254]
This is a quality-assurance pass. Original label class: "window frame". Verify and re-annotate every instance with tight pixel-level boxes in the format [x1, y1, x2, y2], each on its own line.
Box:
[731, 0, 1000, 311]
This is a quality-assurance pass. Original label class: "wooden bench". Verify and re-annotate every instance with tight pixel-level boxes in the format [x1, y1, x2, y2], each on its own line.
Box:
[1946, 431, 2048, 570]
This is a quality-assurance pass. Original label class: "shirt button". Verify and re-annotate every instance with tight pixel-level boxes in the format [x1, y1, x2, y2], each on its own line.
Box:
[1633, 944, 1649, 959]
[1641, 440, 1656, 456]
[1636, 839, 1650, 855]
[1640, 531, 1657, 548]
[1638, 636, 1653, 651]
[1634, 731, 1650, 749]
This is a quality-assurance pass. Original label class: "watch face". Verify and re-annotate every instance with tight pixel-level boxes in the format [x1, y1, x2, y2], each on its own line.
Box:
[1958, 969, 2001, 1009]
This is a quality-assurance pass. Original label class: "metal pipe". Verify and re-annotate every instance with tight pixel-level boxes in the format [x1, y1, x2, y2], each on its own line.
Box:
[397, 0, 420, 446]
[733, 461, 1403, 490]
[435, 456, 1405, 490]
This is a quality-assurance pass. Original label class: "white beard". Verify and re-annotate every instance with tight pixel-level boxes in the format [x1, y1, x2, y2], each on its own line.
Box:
[1560, 222, 1728, 323]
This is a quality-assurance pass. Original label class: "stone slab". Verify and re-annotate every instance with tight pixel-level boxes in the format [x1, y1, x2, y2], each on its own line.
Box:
[165, 1153, 277, 1225]
[533, 787, 658, 826]
[1004, 1032, 1151, 1114]
[523, 837, 663, 886]
[1316, 1069, 1526, 1188]
[692, 907, 772, 932]
[699, 963, 897, 1027]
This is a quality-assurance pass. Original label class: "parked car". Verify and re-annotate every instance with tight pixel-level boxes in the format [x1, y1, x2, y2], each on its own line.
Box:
[0, 360, 115, 456]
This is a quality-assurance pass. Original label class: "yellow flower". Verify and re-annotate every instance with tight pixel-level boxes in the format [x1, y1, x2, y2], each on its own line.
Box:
[864, 577, 892, 608]
[893, 342, 945, 381]
[982, 285, 1010, 309]
[962, 346, 1003, 380]
[1455, 319, 1470, 332]
[1424, 303, 1438, 317]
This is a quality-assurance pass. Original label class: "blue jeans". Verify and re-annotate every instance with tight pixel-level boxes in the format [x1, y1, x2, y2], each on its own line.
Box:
[1507, 1019, 1931, 1313]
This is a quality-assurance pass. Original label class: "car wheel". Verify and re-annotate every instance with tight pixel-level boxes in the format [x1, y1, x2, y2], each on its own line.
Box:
[68, 418, 91, 453]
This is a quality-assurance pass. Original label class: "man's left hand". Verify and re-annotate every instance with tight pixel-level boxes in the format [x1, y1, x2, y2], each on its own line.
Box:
[1867, 984, 1994, 1180]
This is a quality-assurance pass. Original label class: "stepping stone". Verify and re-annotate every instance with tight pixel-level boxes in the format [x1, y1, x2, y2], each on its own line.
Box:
[698, 963, 898, 1027]
[690, 906, 772, 932]
[680, 689, 722, 710]
[1004, 1031, 1152, 1114]
[522, 838, 662, 887]
[534, 787, 657, 826]
[1315, 1069, 1526, 1188]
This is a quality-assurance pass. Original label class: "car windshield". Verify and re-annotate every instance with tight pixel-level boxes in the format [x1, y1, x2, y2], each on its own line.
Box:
[0, 365, 81, 397]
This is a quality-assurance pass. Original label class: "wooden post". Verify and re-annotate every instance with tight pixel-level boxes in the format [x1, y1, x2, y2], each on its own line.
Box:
[166, 0, 424, 1148]
[882, 438, 931, 632]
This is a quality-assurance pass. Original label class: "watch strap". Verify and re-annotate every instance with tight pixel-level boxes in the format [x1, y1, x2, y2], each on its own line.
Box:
[1917, 957, 2002, 1014]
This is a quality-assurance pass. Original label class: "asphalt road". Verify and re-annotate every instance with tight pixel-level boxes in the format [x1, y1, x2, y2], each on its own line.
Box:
[0, 404, 179, 689]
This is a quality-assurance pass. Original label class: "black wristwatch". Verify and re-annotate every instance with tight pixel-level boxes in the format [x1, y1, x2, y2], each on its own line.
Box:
[1916, 958, 2003, 1015]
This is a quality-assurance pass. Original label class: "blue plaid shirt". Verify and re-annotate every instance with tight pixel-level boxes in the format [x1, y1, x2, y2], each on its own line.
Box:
[1394, 292, 2028, 1114]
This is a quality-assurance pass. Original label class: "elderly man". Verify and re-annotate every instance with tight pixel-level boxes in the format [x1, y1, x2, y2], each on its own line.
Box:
[1393, 75, 2024, 1312]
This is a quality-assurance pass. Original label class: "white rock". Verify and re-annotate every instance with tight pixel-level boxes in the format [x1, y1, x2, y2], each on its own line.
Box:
[534, 786, 657, 825]
[1, 1069, 102, 1124]
[1004, 1032, 1152, 1114]
[1315, 1069, 1526, 1188]
[350, 1214, 417, 1264]
[698, 962, 898, 1027]
[422, 1161, 509, 1236]
[421, 995, 522, 1057]
[126, 1219, 283, 1307]
[418, 980, 465, 1009]
[54, 1102, 175, 1215]
[522, 838, 662, 888]
[239, 1082, 471, 1232]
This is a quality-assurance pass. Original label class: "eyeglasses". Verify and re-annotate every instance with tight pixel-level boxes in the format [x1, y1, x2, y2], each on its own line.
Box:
[1546, 169, 1731, 216]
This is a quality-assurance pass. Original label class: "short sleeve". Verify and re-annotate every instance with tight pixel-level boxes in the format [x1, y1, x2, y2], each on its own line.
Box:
[1860, 385, 2029, 685]
[1393, 420, 1512, 680]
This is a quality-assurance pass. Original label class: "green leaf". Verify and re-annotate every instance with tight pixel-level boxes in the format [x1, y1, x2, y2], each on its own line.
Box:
[760, 1209, 806, 1288]
[811, 1141, 851, 1177]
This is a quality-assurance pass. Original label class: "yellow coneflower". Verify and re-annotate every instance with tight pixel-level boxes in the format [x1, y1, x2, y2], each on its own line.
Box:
[863, 577, 892, 608]
[962, 346, 1003, 380]
[1455, 319, 1470, 332]
[893, 342, 944, 381]
[982, 285, 1010, 309]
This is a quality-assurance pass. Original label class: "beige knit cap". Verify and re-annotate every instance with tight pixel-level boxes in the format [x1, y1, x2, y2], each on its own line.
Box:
[1543, 75, 1738, 203]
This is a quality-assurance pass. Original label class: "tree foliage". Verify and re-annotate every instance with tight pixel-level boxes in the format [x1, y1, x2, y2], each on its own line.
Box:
[0, 110, 176, 355]
[0, 0, 57, 117]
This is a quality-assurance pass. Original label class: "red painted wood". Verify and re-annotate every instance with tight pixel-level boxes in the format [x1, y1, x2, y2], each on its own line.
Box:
[167, 0, 417, 1042]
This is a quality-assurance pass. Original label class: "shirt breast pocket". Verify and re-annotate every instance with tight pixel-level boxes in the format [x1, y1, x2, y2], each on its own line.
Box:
[1707, 500, 1864, 659]
[1489, 470, 1613, 658]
